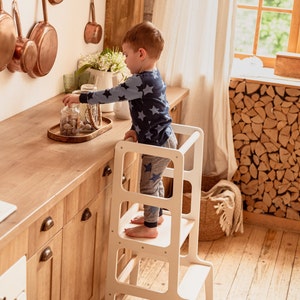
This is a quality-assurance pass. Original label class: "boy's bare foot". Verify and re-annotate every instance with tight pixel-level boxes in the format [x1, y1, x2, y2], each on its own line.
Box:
[124, 225, 158, 238]
[130, 215, 164, 225]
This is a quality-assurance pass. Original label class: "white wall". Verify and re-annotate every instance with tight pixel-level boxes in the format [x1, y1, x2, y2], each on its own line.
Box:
[0, 0, 105, 121]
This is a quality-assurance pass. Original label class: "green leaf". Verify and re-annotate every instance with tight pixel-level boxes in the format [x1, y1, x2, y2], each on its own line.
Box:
[76, 64, 92, 75]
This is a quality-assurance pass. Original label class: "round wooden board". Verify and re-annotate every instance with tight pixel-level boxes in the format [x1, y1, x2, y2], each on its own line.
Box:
[47, 116, 112, 143]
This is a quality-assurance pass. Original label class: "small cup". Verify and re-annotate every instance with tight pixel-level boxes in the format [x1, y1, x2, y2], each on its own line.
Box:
[77, 71, 91, 88]
[63, 73, 76, 93]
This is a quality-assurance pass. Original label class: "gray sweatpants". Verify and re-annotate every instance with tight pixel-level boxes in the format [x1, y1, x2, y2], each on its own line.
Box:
[139, 132, 177, 228]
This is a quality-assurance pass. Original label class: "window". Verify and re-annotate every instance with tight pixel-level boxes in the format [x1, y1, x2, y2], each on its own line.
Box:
[234, 0, 300, 68]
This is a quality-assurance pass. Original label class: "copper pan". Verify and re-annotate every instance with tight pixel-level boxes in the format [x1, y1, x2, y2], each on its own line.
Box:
[84, 0, 102, 44]
[7, 0, 38, 73]
[0, 0, 16, 71]
[28, 0, 58, 77]
[48, 0, 63, 4]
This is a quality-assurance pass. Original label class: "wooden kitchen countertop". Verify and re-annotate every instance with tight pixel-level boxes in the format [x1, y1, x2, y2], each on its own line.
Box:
[0, 86, 189, 250]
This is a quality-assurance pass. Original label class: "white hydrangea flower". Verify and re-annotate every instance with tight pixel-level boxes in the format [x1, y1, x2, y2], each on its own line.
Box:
[78, 48, 130, 81]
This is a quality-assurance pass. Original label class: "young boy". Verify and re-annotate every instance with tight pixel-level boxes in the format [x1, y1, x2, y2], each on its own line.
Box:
[62, 21, 177, 238]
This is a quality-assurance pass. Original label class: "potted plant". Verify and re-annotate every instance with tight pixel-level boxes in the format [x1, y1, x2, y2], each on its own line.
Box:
[77, 48, 130, 112]
[77, 48, 130, 83]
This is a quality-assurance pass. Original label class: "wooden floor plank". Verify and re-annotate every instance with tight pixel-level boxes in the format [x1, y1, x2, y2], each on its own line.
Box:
[147, 260, 169, 293]
[288, 235, 300, 299]
[122, 224, 300, 300]
[247, 229, 283, 299]
[136, 258, 166, 290]
[267, 231, 299, 300]
[197, 240, 214, 258]
[227, 225, 267, 299]
[201, 233, 234, 276]
[211, 225, 252, 299]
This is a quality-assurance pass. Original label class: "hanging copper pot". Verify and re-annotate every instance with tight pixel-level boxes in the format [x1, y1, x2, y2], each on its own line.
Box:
[48, 0, 63, 4]
[28, 0, 58, 77]
[84, 0, 102, 44]
[0, 0, 16, 71]
[7, 0, 38, 73]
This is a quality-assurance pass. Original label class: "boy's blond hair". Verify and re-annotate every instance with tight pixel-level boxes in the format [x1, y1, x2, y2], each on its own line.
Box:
[122, 21, 164, 60]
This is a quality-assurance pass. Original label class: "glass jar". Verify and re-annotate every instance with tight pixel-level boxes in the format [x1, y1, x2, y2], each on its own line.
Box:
[60, 105, 80, 136]
[79, 84, 102, 131]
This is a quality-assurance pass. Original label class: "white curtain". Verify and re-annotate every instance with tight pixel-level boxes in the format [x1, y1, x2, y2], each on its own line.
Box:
[152, 0, 237, 179]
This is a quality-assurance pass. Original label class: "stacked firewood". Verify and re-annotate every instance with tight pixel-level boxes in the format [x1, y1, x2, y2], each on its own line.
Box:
[229, 79, 300, 220]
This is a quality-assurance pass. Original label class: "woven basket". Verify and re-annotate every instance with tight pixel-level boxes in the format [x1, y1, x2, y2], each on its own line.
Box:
[183, 193, 225, 241]
[202, 175, 222, 192]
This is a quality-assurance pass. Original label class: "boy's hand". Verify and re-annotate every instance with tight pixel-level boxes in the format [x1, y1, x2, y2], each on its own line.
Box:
[62, 93, 80, 107]
[124, 130, 137, 142]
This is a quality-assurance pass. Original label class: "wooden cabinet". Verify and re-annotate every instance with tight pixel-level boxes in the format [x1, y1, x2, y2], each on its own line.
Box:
[63, 161, 114, 224]
[61, 160, 114, 300]
[60, 156, 138, 300]
[0, 86, 187, 300]
[27, 201, 64, 300]
[26, 157, 138, 300]
[27, 232, 62, 300]
[27, 201, 64, 258]
[170, 100, 182, 124]
[61, 200, 101, 299]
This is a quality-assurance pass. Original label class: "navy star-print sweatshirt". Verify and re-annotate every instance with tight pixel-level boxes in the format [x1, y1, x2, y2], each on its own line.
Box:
[79, 69, 173, 146]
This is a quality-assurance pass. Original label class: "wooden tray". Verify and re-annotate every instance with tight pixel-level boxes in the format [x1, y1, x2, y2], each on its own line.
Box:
[47, 116, 112, 143]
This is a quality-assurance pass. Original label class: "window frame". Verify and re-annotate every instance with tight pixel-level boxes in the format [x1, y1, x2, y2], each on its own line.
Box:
[235, 0, 300, 68]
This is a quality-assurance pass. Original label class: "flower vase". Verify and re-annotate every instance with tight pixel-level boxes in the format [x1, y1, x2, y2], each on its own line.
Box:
[89, 69, 114, 112]
[112, 72, 131, 119]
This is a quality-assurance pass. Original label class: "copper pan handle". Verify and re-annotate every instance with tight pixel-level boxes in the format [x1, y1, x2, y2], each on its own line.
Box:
[90, 0, 96, 23]
[42, 0, 48, 23]
[12, 0, 23, 38]
[0, 0, 3, 11]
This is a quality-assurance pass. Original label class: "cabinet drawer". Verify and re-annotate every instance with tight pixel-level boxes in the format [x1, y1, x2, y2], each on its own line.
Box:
[0, 230, 28, 276]
[170, 102, 182, 124]
[27, 231, 62, 300]
[61, 200, 101, 300]
[27, 201, 63, 258]
[100, 159, 114, 191]
[64, 159, 114, 223]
